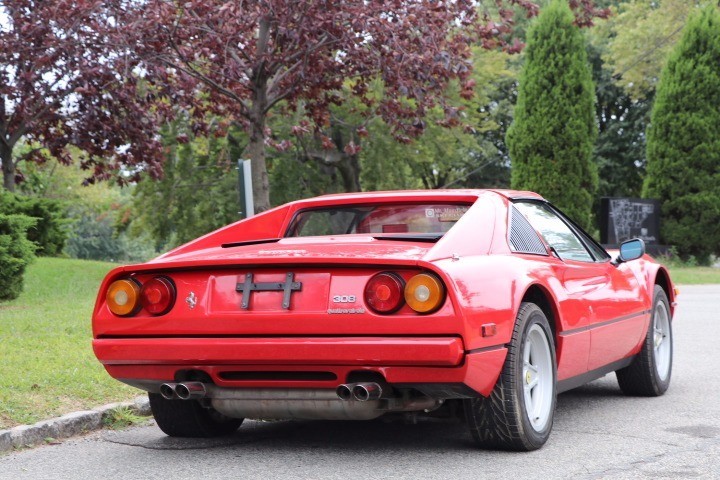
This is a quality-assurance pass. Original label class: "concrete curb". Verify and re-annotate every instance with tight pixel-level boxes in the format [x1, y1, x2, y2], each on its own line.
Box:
[0, 396, 151, 453]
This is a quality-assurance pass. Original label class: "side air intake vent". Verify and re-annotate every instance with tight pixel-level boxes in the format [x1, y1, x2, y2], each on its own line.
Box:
[510, 206, 548, 255]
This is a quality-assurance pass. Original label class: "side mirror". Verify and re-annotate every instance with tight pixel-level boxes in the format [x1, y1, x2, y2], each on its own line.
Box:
[613, 238, 646, 266]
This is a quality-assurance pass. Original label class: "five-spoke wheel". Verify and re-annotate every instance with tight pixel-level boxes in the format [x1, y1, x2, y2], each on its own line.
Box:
[523, 323, 554, 433]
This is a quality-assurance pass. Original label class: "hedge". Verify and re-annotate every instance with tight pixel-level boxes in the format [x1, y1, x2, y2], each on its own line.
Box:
[0, 213, 37, 301]
[0, 191, 68, 256]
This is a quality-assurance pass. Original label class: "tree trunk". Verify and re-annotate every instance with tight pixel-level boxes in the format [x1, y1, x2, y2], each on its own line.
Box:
[1, 141, 14, 192]
[329, 124, 361, 193]
[244, 85, 271, 213]
[245, 118, 271, 213]
[336, 154, 361, 192]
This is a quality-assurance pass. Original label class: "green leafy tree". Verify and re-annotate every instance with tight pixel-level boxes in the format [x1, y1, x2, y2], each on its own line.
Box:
[507, 0, 598, 230]
[643, 5, 720, 264]
[128, 122, 243, 251]
[603, 0, 694, 99]
[588, 42, 652, 199]
[270, 50, 518, 200]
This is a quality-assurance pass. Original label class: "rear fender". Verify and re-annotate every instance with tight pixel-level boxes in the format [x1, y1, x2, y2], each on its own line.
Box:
[630, 258, 676, 318]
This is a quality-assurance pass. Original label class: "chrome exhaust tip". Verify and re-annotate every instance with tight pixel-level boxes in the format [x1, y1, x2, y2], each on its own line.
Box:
[175, 382, 207, 400]
[352, 382, 383, 401]
[336, 384, 354, 401]
[159, 383, 179, 400]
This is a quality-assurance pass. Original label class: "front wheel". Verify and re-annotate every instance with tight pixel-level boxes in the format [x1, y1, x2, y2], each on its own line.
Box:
[465, 302, 557, 451]
[149, 393, 243, 437]
[616, 286, 673, 396]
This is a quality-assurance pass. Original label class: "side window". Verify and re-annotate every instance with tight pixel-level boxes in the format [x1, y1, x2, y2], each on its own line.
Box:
[509, 206, 548, 255]
[514, 202, 594, 262]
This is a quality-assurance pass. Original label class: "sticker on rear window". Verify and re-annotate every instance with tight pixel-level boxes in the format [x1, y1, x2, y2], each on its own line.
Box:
[425, 207, 469, 222]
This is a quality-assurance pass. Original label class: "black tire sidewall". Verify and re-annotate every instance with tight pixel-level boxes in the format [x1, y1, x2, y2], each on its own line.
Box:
[647, 286, 673, 393]
[149, 393, 242, 437]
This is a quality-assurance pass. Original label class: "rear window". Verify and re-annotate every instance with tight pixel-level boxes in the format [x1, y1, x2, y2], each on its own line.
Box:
[285, 204, 470, 237]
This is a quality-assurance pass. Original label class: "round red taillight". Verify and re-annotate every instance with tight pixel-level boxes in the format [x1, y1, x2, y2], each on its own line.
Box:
[140, 276, 176, 315]
[364, 272, 405, 314]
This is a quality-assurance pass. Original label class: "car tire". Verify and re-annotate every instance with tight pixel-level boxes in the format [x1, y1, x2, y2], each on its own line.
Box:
[149, 393, 243, 437]
[616, 286, 672, 396]
[465, 302, 557, 451]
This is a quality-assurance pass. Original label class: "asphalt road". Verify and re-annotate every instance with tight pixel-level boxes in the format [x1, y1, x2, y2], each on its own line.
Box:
[2, 285, 719, 480]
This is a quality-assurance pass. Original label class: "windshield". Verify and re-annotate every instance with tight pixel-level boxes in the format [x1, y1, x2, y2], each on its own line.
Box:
[285, 203, 470, 238]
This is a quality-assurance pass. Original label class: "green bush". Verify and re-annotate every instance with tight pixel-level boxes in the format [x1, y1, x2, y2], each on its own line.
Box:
[66, 213, 157, 263]
[643, 5, 720, 264]
[0, 192, 68, 256]
[0, 213, 37, 301]
[506, 0, 598, 231]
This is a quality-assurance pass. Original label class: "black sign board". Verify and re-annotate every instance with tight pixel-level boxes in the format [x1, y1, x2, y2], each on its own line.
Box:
[600, 198, 661, 246]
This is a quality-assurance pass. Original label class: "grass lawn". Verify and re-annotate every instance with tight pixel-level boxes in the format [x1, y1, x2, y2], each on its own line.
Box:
[0, 257, 136, 429]
[667, 266, 720, 285]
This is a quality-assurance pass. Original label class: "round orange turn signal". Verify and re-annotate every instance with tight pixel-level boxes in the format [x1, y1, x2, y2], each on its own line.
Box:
[106, 279, 141, 316]
[404, 273, 445, 313]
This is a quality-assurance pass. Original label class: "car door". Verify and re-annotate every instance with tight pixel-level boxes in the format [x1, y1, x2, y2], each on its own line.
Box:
[514, 201, 646, 376]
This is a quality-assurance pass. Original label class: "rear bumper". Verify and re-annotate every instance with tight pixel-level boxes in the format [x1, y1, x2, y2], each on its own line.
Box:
[93, 336, 465, 366]
[93, 337, 506, 397]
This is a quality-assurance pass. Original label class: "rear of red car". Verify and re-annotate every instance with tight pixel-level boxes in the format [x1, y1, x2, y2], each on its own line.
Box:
[92, 192, 508, 435]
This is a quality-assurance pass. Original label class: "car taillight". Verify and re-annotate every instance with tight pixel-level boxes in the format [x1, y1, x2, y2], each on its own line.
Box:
[106, 279, 141, 316]
[364, 272, 405, 313]
[140, 276, 176, 315]
[405, 273, 445, 313]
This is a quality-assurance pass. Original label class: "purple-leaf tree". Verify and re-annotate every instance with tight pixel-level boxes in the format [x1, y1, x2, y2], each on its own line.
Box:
[0, 0, 163, 191]
[123, 0, 546, 212]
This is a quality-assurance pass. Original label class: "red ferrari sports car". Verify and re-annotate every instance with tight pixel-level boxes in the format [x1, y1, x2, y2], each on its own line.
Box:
[92, 190, 675, 451]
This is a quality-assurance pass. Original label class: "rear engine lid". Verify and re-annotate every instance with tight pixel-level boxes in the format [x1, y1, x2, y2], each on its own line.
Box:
[142, 236, 435, 268]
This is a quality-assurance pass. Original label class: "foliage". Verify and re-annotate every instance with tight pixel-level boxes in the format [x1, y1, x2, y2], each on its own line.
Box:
[281, 49, 518, 195]
[507, 0, 598, 230]
[268, 50, 518, 199]
[603, 0, 696, 99]
[0, 191, 68, 256]
[0, 257, 136, 428]
[14, 148, 126, 211]
[588, 41, 652, 200]
[643, 5, 720, 264]
[269, 151, 346, 206]
[8, 151, 155, 262]
[121, 0, 547, 211]
[590, 0, 695, 206]
[0, 1, 163, 192]
[0, 212, 36, 301]
[65, 213, 156, 264]
[127, 123, 242, 252]
[267, 98, 366, 200]
[364, 50, 519, 191]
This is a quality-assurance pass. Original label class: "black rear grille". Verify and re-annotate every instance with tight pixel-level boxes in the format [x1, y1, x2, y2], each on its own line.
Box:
[219, 371, 337, 382]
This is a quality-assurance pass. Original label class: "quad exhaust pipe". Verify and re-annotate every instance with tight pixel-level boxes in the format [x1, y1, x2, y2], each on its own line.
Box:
[335, 382, 384, 402]
[155, 382, 440, 419]
[160, 382, 207, 400]
[163, 381, 381, 403]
